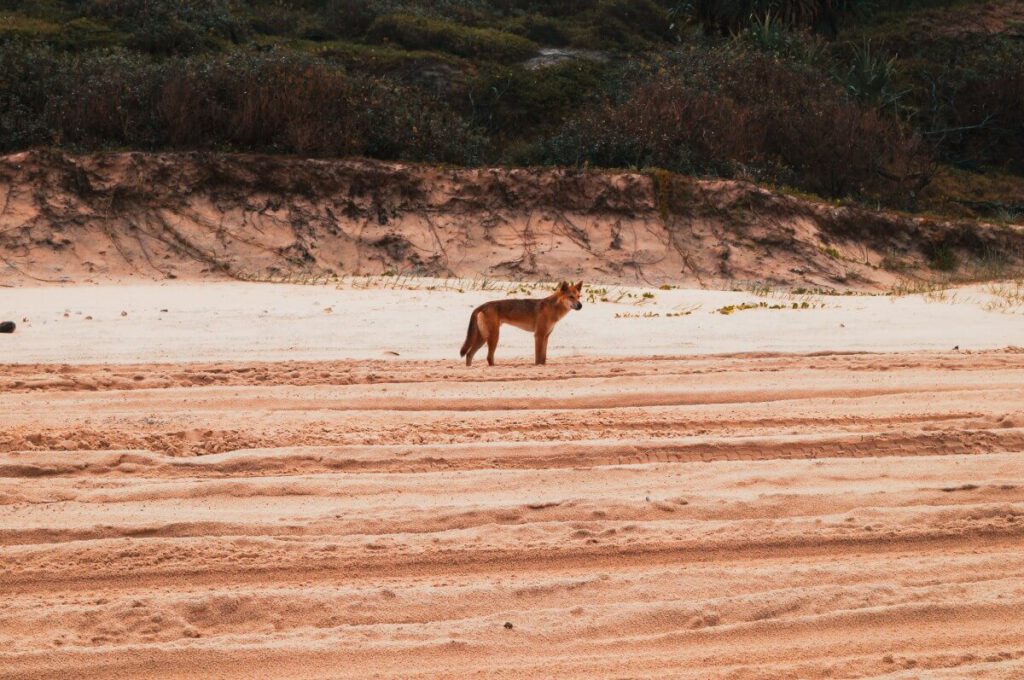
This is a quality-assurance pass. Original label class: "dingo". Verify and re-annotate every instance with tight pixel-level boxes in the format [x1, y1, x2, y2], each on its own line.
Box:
[460, 281, 583, 366]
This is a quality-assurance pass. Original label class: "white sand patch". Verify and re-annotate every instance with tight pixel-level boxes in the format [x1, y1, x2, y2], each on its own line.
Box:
[1, 278, 1021, 364]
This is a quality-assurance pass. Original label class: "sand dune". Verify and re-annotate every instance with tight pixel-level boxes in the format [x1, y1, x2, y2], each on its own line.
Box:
[6, 151, 1024, 290]
[3, 341, 1024, 678]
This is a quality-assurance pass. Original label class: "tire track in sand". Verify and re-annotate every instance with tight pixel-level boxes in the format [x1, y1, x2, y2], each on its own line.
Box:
[2, 350, 1023, 678]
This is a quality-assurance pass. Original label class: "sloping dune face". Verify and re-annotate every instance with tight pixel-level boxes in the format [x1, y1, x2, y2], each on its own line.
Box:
[2, 351, 1024, 678]
[4, 150, 1024, 290]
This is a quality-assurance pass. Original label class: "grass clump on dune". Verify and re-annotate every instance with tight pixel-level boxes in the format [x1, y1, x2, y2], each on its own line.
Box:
[367, 13, 537, 62]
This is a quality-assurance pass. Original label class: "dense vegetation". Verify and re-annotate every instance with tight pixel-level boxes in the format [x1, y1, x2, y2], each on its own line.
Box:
[1, 0, 1022, 216]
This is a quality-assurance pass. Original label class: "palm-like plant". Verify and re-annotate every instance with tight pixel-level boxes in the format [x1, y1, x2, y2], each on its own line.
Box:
[693, 0, 867, 35]
[841, 40, 905, 111]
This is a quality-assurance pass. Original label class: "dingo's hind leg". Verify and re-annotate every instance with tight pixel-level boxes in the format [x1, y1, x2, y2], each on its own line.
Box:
[485, 323, 500, 366]
[465, 334, 485, 366]
[466, 311, 487, 366]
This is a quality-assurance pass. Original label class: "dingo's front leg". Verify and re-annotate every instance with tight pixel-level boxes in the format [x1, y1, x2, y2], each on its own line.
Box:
[534, 331, 549, 365]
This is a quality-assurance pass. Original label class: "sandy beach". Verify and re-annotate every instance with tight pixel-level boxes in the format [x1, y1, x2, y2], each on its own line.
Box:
[3, 0, 1024, 674]
[2, 278, 1022, 364]
[2, 279, 1024, 679]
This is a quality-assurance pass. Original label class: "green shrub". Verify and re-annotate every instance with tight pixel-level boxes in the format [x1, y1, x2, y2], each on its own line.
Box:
[0, 1, 74, 23]
[468, 60, 606, 135]
[487, 0, 598, 17]
[56, 17, 126, 51]
[247, 3, 326, 39]
[925, 243, 958, 271]
[83, 0, 249, 54]
[731, 12, 826, 64]
[693, 0, 866, 36]
[367, 13, 537, 62]
[0, 12, 128, 51]
[0, 13, 62, 40]
[837, 39, 902, 110]
[905, 38, 1024, 172]
[0, 0, 1017, 213]
[0, 39, 484, 162]
[534, 50, 932, 203]
[507, 14, 570, 46]
[320, 0, 382, 39]
[318, 39, 467, 76]
[0, 37, 62, 150]
[592, 0, 672, 46]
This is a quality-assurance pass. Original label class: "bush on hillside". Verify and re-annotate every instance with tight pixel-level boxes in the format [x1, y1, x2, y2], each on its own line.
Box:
[320, 0, 382, 39]
[0, 38, 62, 150]
[246, 3, 327, 39]
[908, 42, 1024, 172]
[468, 60, 607, 136]
[507, 15, 571, 46]
[533, 51, 932, 203]
[367, 13, 537, 62]
[592, 0, 673, 46]
[693, 0, 867, 36]
[949, 65, 1024, 172]
[0, 40, 483, 162]
[83, 0, 249, 54]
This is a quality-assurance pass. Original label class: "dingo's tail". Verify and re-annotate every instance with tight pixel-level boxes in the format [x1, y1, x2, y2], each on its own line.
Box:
[460, 311, 478, 357]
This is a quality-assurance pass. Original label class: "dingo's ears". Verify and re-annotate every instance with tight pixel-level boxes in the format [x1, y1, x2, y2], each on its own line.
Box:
[558, 281, 570, 292]
[574, 280, 584, 290]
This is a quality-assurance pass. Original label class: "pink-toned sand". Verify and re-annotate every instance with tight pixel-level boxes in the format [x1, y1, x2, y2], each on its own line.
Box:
[2, 280, 1024, 679]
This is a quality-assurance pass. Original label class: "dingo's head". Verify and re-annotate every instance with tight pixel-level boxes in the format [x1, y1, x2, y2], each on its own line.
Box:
[557, 280, 584, 311]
